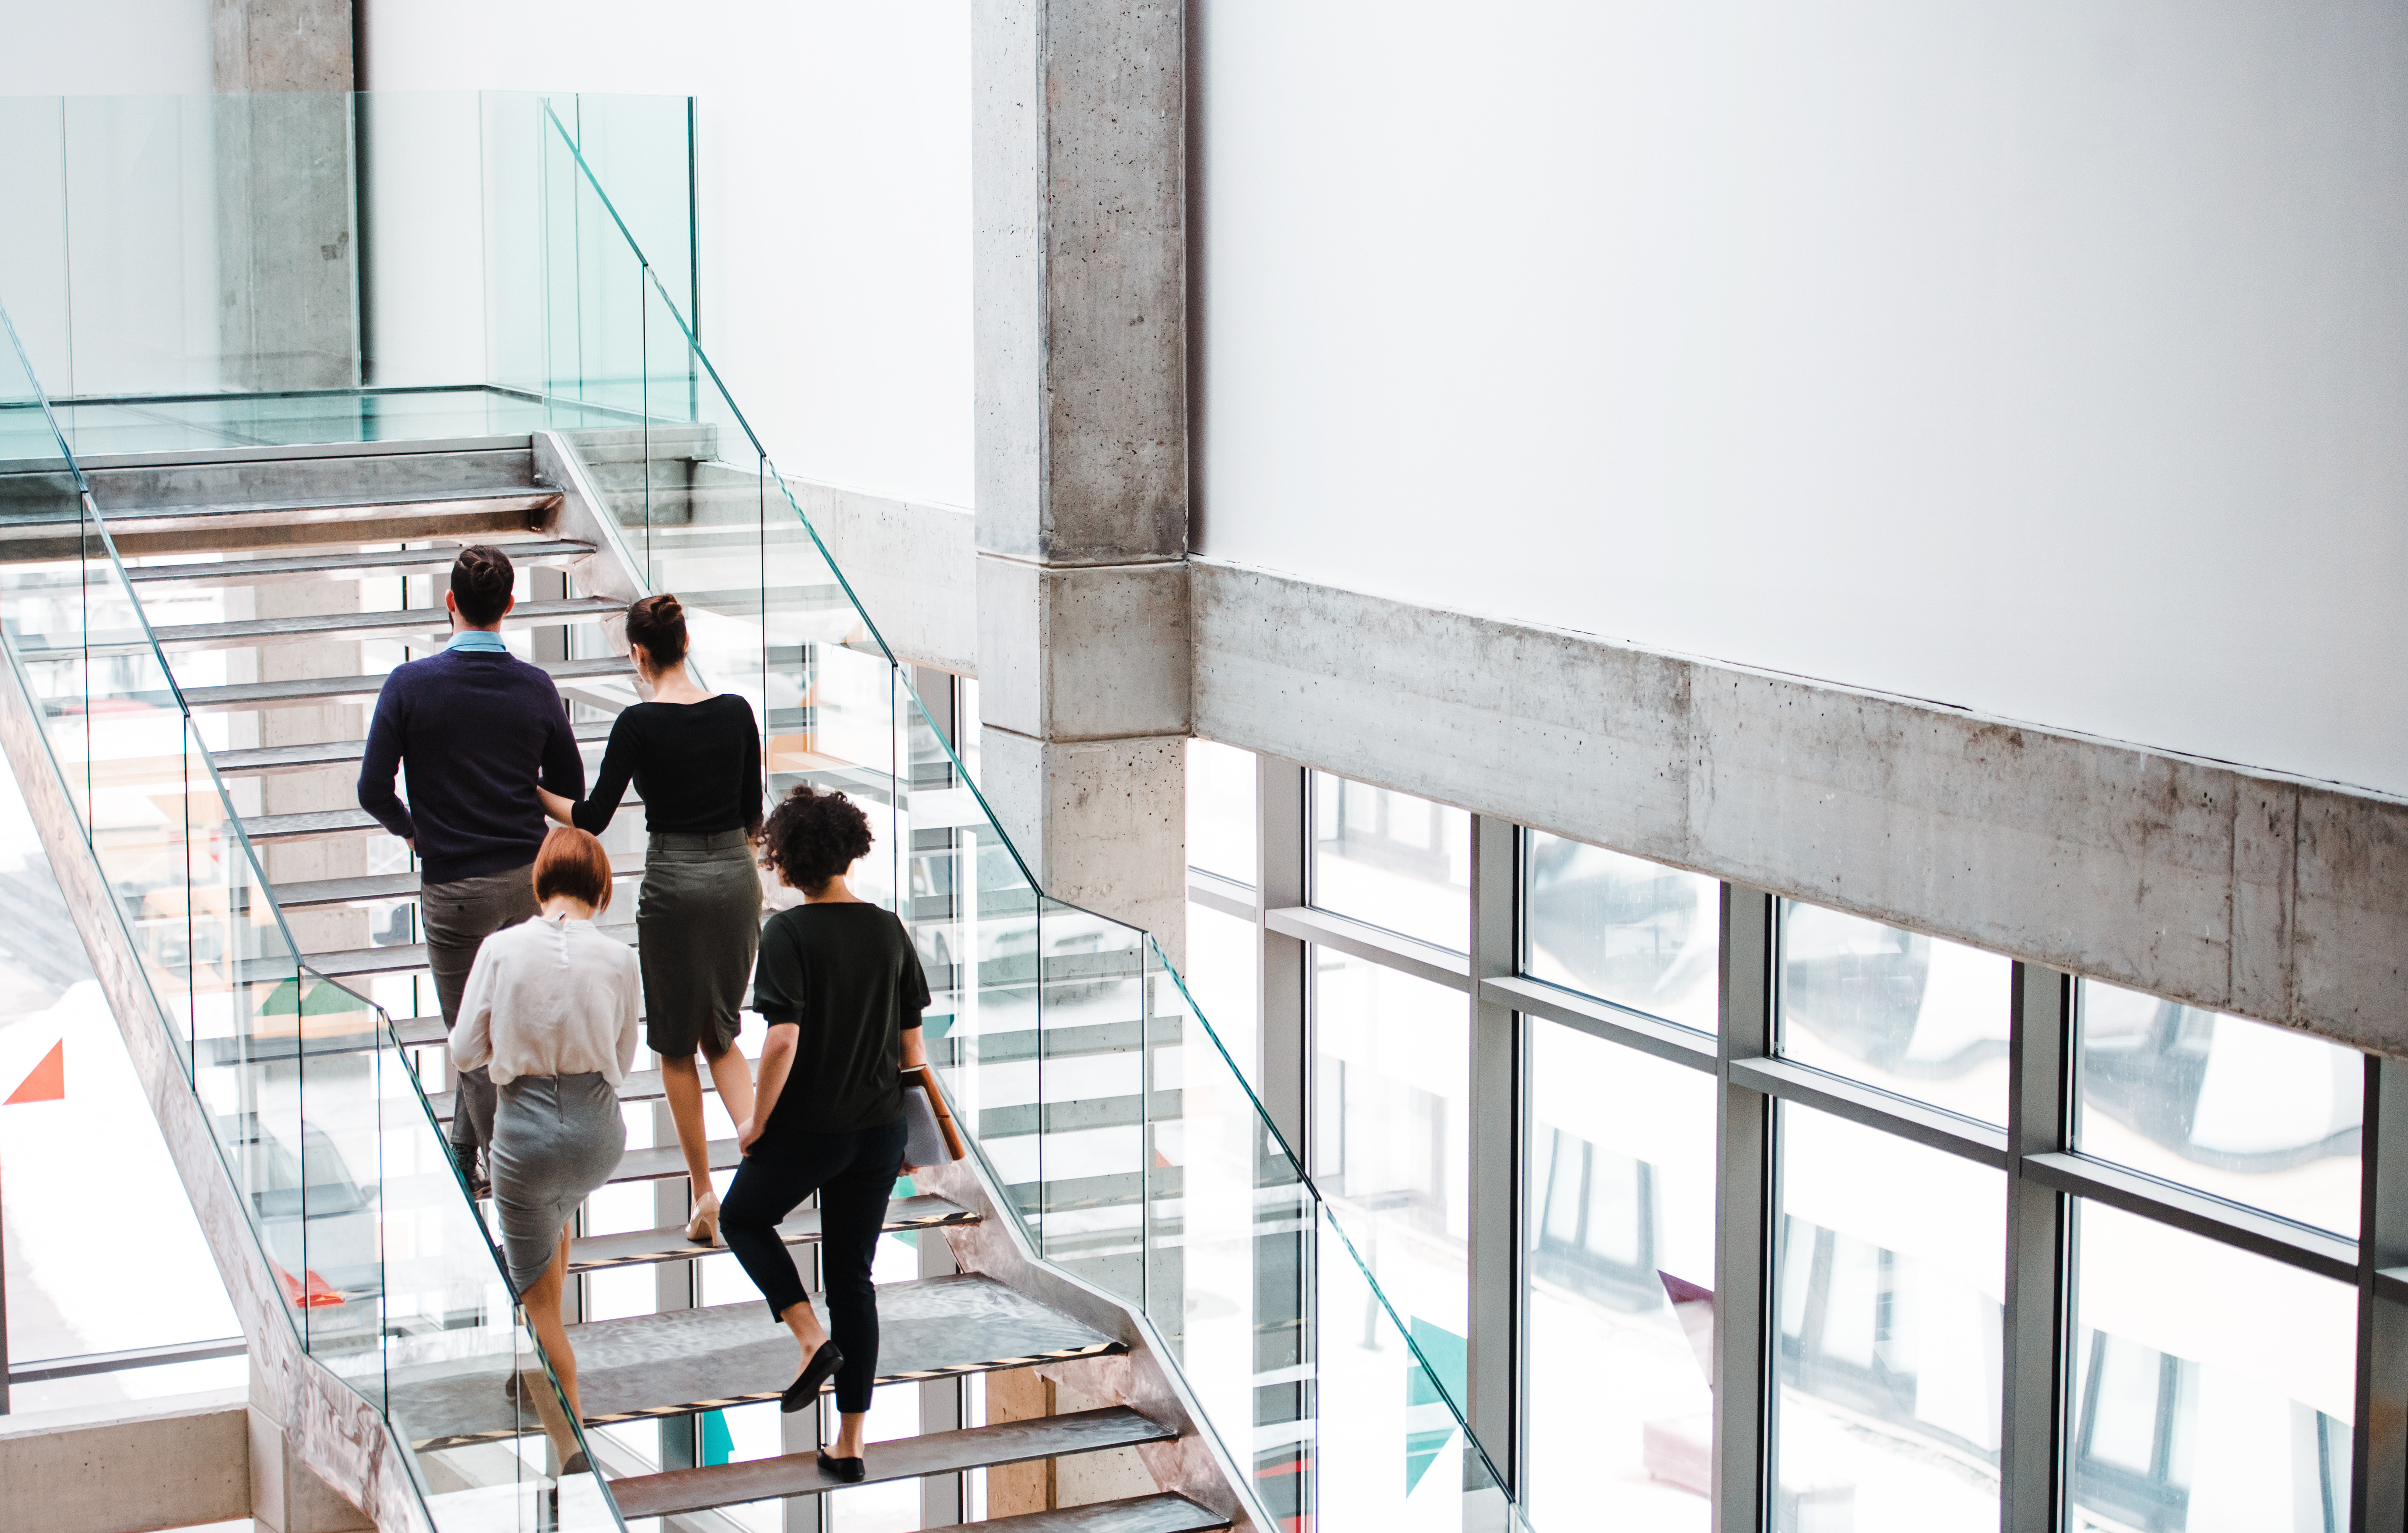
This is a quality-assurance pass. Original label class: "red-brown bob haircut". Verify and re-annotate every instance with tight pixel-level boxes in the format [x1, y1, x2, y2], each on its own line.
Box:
[532, 826, 613, 912]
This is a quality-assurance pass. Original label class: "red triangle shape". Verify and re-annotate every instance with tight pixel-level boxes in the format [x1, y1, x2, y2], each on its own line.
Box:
[5, 1040, 63, 1104]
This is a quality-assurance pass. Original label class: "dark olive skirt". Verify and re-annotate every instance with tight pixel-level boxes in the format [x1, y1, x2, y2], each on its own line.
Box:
[637, 829, 764, 1058]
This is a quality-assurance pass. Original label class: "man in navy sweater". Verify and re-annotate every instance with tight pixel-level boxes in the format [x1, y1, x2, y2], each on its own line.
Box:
[359, 546, 586, 1191]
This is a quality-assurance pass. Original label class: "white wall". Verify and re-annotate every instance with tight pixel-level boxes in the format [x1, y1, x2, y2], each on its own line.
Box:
[361, 0, 974, 510]
[0, 1, 210, 98]
[1195, 1, 2408, 796]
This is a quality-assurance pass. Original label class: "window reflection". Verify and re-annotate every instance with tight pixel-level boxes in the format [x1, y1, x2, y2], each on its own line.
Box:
[1310, 947, 1467, 1389]
[1774, 1104, 2004, 1531]
[2072, 1200, 2353, 1532]
[1309, 772, 1469, 952]
[1779, 901, 2012, 1124]
[1524, 1021, 1713, 1531]
[1186, 738, 1257, 886]
[1523, 832, 1718, 1032]
[2076, 980, 2362, 1238]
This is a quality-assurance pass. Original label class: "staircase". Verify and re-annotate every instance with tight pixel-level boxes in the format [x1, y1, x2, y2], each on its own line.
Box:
[32, 430, 1237, 1533]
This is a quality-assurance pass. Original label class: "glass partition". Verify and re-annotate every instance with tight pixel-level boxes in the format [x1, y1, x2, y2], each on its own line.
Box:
[0, 100, 1538, 1533]
[0, 298, 621, 1529]
[528, 111, 1535, 1531]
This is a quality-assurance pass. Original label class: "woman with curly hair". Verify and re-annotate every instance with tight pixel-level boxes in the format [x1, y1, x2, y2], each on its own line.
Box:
[723, 782, 930, 1482]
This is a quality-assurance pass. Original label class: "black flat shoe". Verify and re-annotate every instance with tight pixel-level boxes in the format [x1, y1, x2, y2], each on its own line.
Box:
[780, 1341, 845, 1413]
[816, 1448, 866, 1484]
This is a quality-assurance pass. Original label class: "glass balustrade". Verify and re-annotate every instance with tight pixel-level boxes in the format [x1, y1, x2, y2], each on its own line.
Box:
[537, 113, 1532, 1531]
[0, 299, 622, 1529]
[0, 91, 1535, 1533]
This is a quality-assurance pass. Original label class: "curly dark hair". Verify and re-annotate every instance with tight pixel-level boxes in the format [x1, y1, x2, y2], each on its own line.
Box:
[756, 783, 872, 891]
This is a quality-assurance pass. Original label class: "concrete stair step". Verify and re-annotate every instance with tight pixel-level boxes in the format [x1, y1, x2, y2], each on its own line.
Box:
[567, 1195, 976, 1276]
[118, 596, 624, 654]
[387, 1273, 1125, 1449]
[211, 716, 616, 777]
[237, 923, 637, 983]
[125, 537, 598, 587]
[954, 1497, 1230, 1533]
[175, 654, 633, 712]
[606, 1407, 1176, 1521]
[270, 848, 642, 909]
[0, 487, 562, 547]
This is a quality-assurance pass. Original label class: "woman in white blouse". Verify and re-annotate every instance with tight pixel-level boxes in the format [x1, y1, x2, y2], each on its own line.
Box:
[452, 827, 641, 1449]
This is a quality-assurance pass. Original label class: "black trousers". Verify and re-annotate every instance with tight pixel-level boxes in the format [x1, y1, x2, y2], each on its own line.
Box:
[721, 1117, 908, 1413]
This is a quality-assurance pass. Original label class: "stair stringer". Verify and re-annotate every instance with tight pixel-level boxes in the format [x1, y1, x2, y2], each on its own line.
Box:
[915, 1156, 1271, 1533]
[0, 628, 424, 1531]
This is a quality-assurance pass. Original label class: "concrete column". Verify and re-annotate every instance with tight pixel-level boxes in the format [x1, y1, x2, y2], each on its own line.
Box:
[212, 0, 359, 392]
[972, 0, 1189, 961]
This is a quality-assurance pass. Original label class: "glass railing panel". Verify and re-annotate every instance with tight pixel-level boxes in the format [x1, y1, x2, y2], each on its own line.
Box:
[1032, 895, 1150, 1302]
[1141, 937, 1317, 1515]
[1, 294, 620, 1530]
[0, 88, 692, 461]
[289, 970, 391, 1401]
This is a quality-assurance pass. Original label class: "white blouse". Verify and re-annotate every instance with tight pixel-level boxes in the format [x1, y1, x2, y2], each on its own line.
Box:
[450, 913, 643, 1086]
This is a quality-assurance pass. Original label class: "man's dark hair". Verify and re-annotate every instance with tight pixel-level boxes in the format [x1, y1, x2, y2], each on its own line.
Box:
[451, 545, 515, 627]
[756, 783, 872, 892]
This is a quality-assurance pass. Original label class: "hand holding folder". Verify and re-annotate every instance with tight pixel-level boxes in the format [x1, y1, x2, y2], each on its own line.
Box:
[900, 1064, 966, 1168]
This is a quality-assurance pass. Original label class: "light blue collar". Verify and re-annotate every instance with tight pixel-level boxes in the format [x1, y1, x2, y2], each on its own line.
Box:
[446, 629, 509, 654]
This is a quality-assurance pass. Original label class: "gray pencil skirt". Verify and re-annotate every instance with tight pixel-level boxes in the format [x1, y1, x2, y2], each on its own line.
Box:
[639, 829, 764, 1059]
[489, 1071, 625, 1294]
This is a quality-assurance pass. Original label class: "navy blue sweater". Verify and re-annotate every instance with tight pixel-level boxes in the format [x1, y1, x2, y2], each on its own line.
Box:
[356, 648, 587, 887]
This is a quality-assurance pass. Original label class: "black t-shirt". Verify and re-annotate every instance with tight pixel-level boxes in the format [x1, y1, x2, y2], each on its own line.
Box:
[570, 694, 763, 836]
[751, 903, 930, 1135]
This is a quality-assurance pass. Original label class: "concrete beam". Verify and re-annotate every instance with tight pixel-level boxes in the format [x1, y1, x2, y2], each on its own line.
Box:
[978, 558, 1190, 740]
[0, 1389, 250, 1533]
[783, 479, 976, 676]
[1191, 559, 2408, 1058]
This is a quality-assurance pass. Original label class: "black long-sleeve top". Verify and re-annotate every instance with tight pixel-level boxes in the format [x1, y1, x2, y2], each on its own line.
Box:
[569, 694, 764, 836]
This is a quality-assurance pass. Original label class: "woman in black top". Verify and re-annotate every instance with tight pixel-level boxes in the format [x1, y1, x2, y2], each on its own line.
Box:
[722, 783, 929, 1483]
[540, 593, 764, 1244]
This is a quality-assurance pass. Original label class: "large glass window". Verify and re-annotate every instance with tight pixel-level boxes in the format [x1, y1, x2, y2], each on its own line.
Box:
[1184, 901, 1260, 1094]
[1309, 772, 1469, 952]
[1524, 1019, 1714, 1531]
[1774, 1104, 2006, 1532]
[1523, 831, 1718, 1033]
[1187, 738, 1257, 887]
[2076, 980, 2362, 1239]
[1310, 947, 1468, 1381]
[1778, 901, 2012, 1125]
[2070, 1201, 2354, 1532]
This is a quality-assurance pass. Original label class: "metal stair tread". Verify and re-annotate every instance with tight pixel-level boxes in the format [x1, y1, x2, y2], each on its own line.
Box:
[125, 538, 597, 585]
[270, 849, 643, 908]
[244, 923, 636, 982]
[176, 654, 633, 710]
[609, 1137, 744, 1184]
[568, 1195, 976, 1275]
[211, 716, 616, 775]
[125, 596, 623, 652]
[428, 1056, 704, 1122]
[388, 1273, 1125, 1448]
[949, 1496, 1230, 1533]
[90, 486, 561, 529]
[605, 1407, 1173, 1520]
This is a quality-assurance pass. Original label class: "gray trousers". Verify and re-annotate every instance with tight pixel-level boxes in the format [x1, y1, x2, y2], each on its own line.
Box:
[423, 862, 539, 1168]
